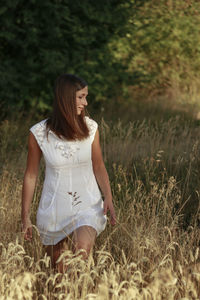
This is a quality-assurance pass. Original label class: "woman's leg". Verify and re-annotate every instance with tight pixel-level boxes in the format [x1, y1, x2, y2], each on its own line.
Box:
[45, 226, 96, 271]
[72, 225, 97, 259]
[45, 237, 71, 272]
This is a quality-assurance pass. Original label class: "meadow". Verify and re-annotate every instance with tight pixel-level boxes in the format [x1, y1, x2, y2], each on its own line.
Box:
[0, 111, 200, 299]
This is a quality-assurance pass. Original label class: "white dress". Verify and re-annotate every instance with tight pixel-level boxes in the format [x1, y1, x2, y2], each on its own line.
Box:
[30, 116, 107, 245]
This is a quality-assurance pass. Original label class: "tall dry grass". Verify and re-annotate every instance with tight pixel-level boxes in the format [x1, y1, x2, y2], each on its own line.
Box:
[0, 115, 199, 299]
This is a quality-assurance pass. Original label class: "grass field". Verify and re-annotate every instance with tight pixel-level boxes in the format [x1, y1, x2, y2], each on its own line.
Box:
[0, 112, 200, 299]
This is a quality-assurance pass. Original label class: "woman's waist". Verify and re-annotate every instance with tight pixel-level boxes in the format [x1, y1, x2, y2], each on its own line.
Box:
[45, 161, 92, 170]
[40, 184, 101, 207]
[43, 180, 100, 195]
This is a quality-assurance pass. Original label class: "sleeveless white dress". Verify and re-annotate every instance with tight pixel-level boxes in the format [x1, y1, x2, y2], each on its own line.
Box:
[30, 116, 107, 245]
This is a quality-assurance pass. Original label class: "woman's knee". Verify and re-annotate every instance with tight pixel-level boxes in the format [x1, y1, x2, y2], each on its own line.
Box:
[75, 240, 93, 253]
[72, 226, 96, 255]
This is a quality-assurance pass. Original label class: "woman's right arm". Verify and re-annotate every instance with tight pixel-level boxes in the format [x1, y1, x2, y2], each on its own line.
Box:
[21, 132, 42, 241]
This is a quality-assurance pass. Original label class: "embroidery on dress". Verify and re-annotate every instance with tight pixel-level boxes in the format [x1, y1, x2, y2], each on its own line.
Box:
[85, 117, 97, 137]
[34, 122, 46, 147]
[55, 141, 80, 159]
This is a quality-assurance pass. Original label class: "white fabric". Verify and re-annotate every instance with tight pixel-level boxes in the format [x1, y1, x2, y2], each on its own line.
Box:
[30, 116, 107, 245]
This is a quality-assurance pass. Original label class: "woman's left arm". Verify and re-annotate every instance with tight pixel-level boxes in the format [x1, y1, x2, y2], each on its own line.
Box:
[92, 129, 116, 225]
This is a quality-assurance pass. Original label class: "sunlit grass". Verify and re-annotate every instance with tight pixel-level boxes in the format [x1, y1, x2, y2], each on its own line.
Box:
[0, 115, 199, 299]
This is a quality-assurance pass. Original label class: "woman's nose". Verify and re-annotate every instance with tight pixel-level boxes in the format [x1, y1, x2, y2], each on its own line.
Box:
[82, 98, 88, 106]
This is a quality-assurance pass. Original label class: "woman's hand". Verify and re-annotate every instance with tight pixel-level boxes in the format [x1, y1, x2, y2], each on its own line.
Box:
[103, 198, 116, 226]
[22, 216, 32, 241]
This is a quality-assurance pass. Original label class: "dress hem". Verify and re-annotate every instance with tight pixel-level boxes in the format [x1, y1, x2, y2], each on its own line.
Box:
[38, 218, 107, 246]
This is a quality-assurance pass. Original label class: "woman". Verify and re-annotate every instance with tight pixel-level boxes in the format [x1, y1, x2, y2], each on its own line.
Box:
[21, 74, 116, 271]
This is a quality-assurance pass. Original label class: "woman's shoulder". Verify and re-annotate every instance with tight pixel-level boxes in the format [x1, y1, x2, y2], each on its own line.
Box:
[30, 119, 48, 129]
[85, 116, 98, 127]
[29, 119, 48, 146]
[85, 116, 98, 136]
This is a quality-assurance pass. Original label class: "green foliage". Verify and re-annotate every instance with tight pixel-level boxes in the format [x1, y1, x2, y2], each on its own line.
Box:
[0, 0, 131, 114]
[110, 0, 200, 100]
[2, 0, 200, 115]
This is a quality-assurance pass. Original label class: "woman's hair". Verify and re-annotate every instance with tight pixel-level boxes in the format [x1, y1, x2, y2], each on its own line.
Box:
[46, 74, 90, 141]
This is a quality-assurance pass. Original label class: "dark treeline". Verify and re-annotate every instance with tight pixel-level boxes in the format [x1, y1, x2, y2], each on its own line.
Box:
[1, 0, 200, 118]
[0, 0, 135, 116]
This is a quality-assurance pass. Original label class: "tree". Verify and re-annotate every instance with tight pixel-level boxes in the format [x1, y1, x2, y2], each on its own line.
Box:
[109, 0, 200, 102]
[0, 0, 132, 115]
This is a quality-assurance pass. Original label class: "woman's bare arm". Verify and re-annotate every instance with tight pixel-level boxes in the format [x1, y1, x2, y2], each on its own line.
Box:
[21, 132, 42, 239]
[92, 129, 116, 225]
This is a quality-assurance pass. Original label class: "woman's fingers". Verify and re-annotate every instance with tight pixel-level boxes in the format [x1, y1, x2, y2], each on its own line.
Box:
[22, 224, 32, 241]
[26, 227, 32, 240]
[104, 201, 116, 226]
[110, 206, 116, 225]
[24, 227, 32, 241]
[22, 217, 32, 241]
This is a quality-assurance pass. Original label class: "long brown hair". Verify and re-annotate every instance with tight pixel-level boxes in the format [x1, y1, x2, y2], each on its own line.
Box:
[46, 74, 90, 141]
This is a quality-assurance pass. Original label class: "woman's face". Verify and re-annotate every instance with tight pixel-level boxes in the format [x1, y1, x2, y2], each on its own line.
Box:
[76, 86, 88, 115]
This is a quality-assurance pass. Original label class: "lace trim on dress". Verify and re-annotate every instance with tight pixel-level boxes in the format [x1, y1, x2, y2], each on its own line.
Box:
[55, 141, 80, 159]
[34, 122, 46, 147]
[85, 117, 97, 137]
